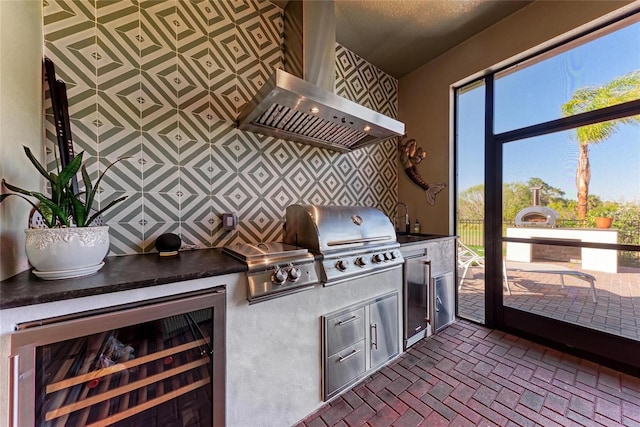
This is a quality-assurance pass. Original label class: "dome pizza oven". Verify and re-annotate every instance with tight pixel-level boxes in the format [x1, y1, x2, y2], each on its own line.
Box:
[514, 187, 559, 228]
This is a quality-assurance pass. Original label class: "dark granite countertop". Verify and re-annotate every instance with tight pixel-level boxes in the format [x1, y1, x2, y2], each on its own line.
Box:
[1, 235, 456, 310]
[396, 233, 456, 246]
[0, 249, 247, 310]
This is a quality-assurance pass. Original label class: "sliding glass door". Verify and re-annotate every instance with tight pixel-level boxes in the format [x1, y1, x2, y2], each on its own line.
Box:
[456, 81, 486, 324]
[455, 13, 640, 369]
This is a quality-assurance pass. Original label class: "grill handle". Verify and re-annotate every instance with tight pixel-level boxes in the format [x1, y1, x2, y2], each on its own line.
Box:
[327, 236, 392, 246]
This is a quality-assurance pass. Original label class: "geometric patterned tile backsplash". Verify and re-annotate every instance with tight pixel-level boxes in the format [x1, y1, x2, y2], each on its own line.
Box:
[43, 0, 399, 255]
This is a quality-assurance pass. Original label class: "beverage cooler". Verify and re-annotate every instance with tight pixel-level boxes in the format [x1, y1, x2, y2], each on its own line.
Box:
[9, 288, 225, 427]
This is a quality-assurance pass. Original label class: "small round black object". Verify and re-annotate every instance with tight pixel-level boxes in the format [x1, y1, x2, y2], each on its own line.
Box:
[155, 233, 181, 253]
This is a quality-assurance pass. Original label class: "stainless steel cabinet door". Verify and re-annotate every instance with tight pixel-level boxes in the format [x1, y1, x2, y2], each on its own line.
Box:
[405, 256, 430, 343]
[326, 341, 366, 394]
[369, 294, 399, 368]
[433, 272, 455, 333]
[326, 307, 366, 355]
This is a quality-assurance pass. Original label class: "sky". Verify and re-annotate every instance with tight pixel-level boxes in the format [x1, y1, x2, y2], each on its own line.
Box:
[457, 19, 640, 203]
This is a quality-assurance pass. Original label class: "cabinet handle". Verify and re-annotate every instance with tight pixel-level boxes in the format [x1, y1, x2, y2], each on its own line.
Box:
[338, 348, 361, 363]
[9, 355, 19, 427]
[371, 324, 378, 350]
[337, 315, 360, 326]
[435, 296, 442, 312]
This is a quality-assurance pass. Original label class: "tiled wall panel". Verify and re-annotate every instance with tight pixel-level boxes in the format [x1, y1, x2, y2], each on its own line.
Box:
[43, 0, 399, 254]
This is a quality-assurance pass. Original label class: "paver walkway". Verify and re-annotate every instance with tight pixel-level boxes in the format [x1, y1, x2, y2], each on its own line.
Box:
[458, 262, 640, 340]
[297, 320, 640, 427]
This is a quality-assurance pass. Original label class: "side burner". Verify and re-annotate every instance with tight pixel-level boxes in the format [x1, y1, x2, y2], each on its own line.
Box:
[223, 242, 320, 304]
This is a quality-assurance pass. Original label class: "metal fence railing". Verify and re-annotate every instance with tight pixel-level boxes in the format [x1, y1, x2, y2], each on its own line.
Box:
[457, 218, 640, 266]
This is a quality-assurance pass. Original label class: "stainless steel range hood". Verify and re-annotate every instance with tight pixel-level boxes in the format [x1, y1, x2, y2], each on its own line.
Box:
[237, 0, 405, 153]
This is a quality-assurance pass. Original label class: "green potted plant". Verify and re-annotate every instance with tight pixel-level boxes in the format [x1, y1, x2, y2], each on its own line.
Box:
[1, 146, 127, 279]
[590, 204, 616, 229]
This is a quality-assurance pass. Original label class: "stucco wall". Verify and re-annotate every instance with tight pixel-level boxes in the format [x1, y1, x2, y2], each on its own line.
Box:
[398, 0, 636, 235]
[0, 0, 43, 280]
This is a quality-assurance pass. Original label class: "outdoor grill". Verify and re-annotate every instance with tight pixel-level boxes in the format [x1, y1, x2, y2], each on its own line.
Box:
[222, 242, 320, 304]
[283, 204, 404, 285]
[515, 187, 560, 228]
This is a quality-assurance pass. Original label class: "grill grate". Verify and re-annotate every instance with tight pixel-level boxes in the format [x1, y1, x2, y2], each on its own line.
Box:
[255, 103, 368, 147]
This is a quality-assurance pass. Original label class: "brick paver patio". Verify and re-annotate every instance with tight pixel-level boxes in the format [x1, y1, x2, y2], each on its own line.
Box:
[459, 262, 640, 341]
[297, 320, 640, 427]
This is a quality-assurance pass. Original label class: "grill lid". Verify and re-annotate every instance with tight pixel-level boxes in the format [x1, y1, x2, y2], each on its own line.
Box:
[222, 242, 309, 262]
[283, 204, 397, 253]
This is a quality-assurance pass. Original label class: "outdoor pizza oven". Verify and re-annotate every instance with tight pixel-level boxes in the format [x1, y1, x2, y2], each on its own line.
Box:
[515, 187, 559, 228]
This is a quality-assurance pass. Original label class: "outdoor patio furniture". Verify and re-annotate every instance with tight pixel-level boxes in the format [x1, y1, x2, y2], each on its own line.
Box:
[457, 241, 512, 295]
[504, 261, 597, 303]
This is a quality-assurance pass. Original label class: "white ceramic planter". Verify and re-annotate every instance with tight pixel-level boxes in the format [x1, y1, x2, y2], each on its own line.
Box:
[25, 226, 110, 280]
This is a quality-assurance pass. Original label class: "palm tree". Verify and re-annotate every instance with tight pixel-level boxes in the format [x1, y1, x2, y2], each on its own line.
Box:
[561, 70, 640, 219]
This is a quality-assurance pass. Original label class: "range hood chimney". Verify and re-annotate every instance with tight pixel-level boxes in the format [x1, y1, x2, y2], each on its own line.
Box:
[237, 0, 405, 153]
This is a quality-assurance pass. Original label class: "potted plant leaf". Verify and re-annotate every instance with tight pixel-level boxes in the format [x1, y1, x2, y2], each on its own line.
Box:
[590, 204, 616, 229]
[0, 146, 127, 279]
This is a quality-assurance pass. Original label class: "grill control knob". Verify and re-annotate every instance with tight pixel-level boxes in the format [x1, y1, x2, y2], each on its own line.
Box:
[388, 251, 396, 260]
[355, 257, 367, 267]
[288, 267, 301, 282]
[272, 269, 287, 285]
[373, 253, 384, 263]
[336, 260, 349, 271]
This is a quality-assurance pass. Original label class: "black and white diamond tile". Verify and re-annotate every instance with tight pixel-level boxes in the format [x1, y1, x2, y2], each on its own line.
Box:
[210, 147, 237, 196]
[44, 0, 95, 39]
[97, 154, 142, 193]
[210, 119, 236, 144]
[99, 190, 143, 225]
[140, 31, 176, 74]
[143, 162, 180, 194]
[95, 8, 140, 71]
[143, 192, 180, 223]
[181, 193, 214, 224]
[97, 59, 140, 101]
[43, 0, 398, 254]
[108, 222, 144, 255]
[177, 84, 207, 116]
[176, 1, 208, 55]
[233, 130, 263, 168]
[98, 124, 141, 159]
[246, 163, 277, 194]
[237, 60, 271, 103]
[179, 109, 209, 142]
[241, 200, 282, 243]
[141, 69, 177, 108]
[44, 1, 97, 86]
[139, 0, 177, 52]
[98, 90, 141, 129]
[45, 82, 98, 124]
[335, 186, 358, 207]
[141, 131, 180, 166]
[209, 77, 239, 122]
[179, 141, 212, 195]
[141, 103, 179, 136]
[317, 169, 341, 203]
[177, 51, 210, 91]
[180, 220, 213, 249]
[45, 41, 97, 88]
[236, 0, 281, 63]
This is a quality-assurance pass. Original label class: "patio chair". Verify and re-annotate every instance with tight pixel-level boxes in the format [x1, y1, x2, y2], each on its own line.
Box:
[457, 241, 512, 295]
